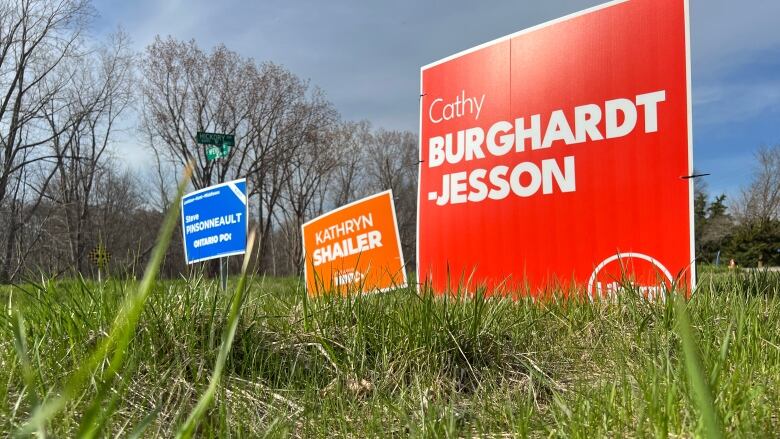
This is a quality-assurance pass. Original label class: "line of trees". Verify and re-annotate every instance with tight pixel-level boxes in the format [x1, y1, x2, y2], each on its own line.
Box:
[0, 0, 777, 283]
[0, 0, 419, 281]
[0, 0, 147, 281]
[695, 146, 780, 267]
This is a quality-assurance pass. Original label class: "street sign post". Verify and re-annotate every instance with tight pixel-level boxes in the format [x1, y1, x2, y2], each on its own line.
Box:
[192, 133, 242, 288]
[417, 0, 694, 298]
[181, 178, 248, 290]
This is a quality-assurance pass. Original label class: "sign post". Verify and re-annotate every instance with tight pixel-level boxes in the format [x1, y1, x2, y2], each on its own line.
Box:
[417, 0, 694, 298]
[181, 179, 248, 290]
[195, 131, 239, 289]
[219, 256, 227, 292]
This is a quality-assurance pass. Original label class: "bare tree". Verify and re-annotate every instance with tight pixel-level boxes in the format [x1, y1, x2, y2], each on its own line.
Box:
[0, 0, 94, 281]
[45, 30, 134, 274]
[364, 129, 418, 267]
[0, 0, 92, 206]
[736, 145, 780, 224]
[91, 164, 161, 278]
[330, 120, 371, 207]
[244, 64, 331, 272]
[140, 37, 261, 190]
[0, 5, 426, 281]
[276, 93, 340, 274]
[0, 162, 48, 280]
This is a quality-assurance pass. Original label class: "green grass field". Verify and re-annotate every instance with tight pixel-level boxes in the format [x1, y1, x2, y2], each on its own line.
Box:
[2, 267, 779, 437]
[2, 194, 779, 437]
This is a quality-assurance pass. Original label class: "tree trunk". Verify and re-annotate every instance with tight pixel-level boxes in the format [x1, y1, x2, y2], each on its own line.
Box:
[0, 205, 18, 282]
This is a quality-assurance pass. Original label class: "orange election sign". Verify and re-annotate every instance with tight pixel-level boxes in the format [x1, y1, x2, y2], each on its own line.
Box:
[302, 190, 407, 296]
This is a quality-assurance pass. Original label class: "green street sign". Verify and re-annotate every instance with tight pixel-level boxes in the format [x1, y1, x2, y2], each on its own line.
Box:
[205, 142, 231, 162]
[199, 132, 234, 162]
[205, 145, 221, 161]
[197, 131, 235, 146]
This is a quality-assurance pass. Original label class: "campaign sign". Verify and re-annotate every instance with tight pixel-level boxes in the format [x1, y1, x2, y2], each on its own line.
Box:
[302, 190, 407, 296]
[181, 179, 248, 264]
[417, 0, 694, 297]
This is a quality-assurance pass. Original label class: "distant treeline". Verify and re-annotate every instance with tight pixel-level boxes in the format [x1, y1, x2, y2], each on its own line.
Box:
[0, 0, 417, 282]
[694, 146, 780, 268]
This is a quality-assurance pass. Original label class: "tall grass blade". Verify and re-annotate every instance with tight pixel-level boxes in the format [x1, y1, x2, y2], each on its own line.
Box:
[16, 166, 192, 436]
[11, 311, 44, 437]
[674, 294, 724, 439]
[126, 408, 161, 439]
[175, 229, 257, 438]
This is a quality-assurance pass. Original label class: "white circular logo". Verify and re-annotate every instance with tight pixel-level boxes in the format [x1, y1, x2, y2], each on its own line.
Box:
[587, 252, 673, 301]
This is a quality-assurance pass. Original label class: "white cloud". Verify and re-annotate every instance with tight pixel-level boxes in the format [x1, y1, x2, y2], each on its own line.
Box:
[690, 0, 780, 77]
[694, 78, 780, 125]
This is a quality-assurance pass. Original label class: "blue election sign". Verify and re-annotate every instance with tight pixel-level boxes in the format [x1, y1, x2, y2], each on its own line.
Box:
[181, 178, 248, 264]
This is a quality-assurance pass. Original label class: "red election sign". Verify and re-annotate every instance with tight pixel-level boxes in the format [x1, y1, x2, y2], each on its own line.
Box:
[417, 0, 694, 298]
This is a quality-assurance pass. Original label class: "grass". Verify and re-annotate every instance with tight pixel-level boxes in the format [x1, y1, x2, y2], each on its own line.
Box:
[0, 266, 779, 437]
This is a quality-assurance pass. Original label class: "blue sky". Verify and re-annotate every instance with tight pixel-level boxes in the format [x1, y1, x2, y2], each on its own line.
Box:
[91, 0, 780, 201]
